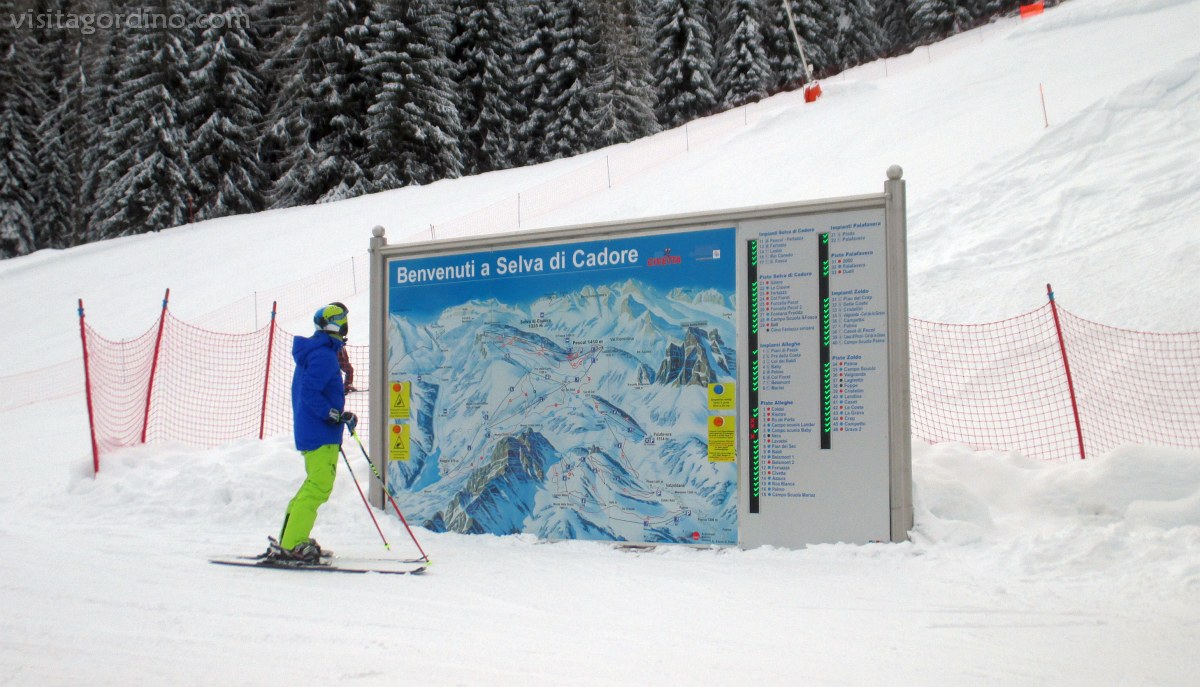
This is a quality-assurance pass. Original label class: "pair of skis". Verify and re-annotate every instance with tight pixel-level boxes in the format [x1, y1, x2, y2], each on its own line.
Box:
[210, 553, 428, 576]
[211, 430, 430, 576]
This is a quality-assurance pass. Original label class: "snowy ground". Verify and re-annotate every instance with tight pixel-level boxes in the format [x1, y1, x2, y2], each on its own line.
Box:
[2, 0, 1199, 684]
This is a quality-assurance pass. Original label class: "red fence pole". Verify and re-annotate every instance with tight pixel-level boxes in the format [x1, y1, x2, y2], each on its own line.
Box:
[78, 299, 101, 475]
[259, 301, 278, 440]
[141, 288, 170, 444]
[1047, 284, 1087, 460]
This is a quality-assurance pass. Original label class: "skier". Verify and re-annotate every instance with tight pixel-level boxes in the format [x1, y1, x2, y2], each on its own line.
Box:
[337, 345, 357, 393]
[266, 302, 358, 562]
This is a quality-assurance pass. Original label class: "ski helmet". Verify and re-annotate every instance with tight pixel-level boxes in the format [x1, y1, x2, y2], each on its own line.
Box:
[314, 302, 348, 339]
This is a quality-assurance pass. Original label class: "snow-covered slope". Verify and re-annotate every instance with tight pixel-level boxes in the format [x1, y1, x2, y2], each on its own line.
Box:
[1, 1, 1197, 684]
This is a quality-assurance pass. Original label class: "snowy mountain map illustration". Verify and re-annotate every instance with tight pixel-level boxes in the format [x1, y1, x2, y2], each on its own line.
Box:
[385, 228, 738, 544]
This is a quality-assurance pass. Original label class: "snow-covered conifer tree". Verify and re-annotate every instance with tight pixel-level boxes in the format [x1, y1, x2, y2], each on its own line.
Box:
[515, 0, 562, 164]
[762, 0, 806, 90]
[761, 0, 839, 87]
[967, 1, 1016, 27]
[909, 0, 959, 43]
[0, 0, 44, 256]
[449, 0, 521, 174]
[187, 0, 269, 220]
[716, 0, 771, 108]
[256, 0, 310, 198]
[79, 30, 126, 244]
[650, 0, 719, 129]
[92, 1, 197, 238]
[31, 0, 83, 250]
[540, 0, 602, 160]
[792, 0, 840, 76]
[271, 0, 375, 207]
[365, 0, 464, 190]
[876, 0, 914, 56]
[832, 0, 885, 69]
[588, 0, 659, 147]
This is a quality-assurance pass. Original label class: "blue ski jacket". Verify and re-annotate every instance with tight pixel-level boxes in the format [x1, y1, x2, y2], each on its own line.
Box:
[291, 331, 346, 451]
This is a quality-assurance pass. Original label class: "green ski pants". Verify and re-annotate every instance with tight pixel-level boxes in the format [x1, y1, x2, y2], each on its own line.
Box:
[280, 444, 339, 549]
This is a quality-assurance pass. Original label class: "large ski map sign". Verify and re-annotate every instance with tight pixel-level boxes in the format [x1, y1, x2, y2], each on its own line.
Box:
[369, 169, 913, 548]
[383, 228, 738, 544]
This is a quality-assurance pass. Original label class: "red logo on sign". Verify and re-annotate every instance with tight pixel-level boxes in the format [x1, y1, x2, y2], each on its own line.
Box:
[647, 247, 682, 267]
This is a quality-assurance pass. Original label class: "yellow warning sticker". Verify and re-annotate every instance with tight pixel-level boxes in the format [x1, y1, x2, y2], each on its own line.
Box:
[708, 382, 735, 410]
[707, 415, 736, 462]
[388, 380, 411, 419]
[388, 423, 411, 461]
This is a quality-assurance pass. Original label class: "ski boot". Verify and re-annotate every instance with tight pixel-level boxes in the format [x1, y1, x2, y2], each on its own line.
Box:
[262, 536, 331, 563]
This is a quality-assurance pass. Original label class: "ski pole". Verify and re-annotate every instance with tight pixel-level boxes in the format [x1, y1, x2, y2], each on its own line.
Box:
[350, 430, 431, 563]
[339, 445, 391, 551]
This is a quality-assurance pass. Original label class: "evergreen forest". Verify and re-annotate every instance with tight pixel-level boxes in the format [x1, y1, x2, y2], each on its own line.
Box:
[0, 0, 1052, 258]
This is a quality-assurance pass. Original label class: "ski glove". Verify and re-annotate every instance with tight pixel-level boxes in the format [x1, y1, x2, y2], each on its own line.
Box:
[325, 409, 358, 433]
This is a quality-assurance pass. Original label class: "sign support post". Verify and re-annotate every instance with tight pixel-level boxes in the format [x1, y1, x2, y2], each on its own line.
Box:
[885, 166, 913, 541]
[368, 225, 388, 508]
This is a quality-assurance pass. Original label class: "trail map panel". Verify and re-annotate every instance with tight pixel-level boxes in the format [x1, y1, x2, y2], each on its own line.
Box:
[739, 208, 893, 547]
[385, 228, 738, 544]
